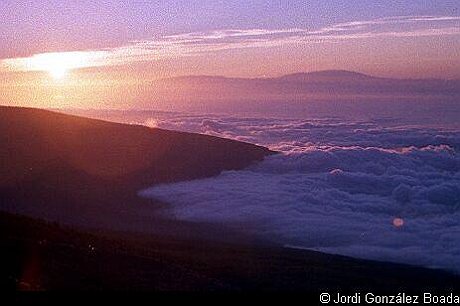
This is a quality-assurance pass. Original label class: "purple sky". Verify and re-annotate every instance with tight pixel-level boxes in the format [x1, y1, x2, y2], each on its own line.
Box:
[0, 1, 459, 109]
[1, 1, 459, 56]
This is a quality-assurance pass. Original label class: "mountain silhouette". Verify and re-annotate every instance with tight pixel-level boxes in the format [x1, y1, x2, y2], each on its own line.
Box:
[0, 106, 272, 230]
[133, 70, 460, 112]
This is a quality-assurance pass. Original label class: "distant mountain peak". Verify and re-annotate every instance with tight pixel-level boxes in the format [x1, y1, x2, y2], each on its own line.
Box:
[278, 70, 376, 81]
[164, 70, 376, 83]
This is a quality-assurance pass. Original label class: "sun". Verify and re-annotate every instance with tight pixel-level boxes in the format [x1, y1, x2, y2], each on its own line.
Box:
[48, 66, 68, 80]
[2, 51, 102, 81]
[14, 51, 90, 80]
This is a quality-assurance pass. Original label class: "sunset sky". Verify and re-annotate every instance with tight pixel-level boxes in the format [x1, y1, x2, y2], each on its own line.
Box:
[1, 1, 459, 108]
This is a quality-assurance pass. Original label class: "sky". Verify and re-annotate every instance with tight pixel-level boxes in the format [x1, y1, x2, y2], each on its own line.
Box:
[0, 1, 459, 108]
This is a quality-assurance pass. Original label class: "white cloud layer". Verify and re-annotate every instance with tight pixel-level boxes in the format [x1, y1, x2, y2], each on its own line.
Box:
[139, 112, 460, 273]
[1, 15, 459, 72]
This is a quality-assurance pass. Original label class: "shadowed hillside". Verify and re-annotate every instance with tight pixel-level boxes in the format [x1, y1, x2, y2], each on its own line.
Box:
[0, 106, 272, 188]
[1, 106, 459, 293]
[0, 106, 272, 231]
[1, 211, 459, 291]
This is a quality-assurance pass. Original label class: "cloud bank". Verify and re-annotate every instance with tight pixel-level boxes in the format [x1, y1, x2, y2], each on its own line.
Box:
[1, 15, 459, 72]
[139, 113, 460, 273]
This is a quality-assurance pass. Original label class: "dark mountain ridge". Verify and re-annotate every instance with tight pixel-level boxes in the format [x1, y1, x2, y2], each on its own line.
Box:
[0, 106, 272, 231]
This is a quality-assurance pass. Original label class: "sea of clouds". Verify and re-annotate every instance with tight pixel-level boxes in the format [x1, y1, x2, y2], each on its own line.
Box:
[133, 110, 460, 273]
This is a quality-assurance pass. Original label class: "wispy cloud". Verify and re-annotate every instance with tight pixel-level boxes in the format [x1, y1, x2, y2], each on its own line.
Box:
[1, 15, 459, 72]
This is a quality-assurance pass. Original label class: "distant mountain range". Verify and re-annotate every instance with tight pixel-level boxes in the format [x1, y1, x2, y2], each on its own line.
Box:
[168, 70, 459, 82]
[134, 70, 460, 111]
[276, 70, 378, 81]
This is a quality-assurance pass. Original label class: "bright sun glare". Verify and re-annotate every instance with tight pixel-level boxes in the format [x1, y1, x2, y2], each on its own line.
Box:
[15, 51, 93, 80]
[48, 66, 68, 80]
[29, 53, 76, 80]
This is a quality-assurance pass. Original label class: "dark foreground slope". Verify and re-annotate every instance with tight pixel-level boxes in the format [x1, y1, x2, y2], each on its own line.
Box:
[1, 212, 459, 292]
[0, 106, 271, 231]
[0, 106, 271, 189]
[1, 106, 459, 292]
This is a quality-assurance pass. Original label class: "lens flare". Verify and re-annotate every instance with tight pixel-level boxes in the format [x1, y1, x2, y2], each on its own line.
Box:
[393, 217, 404, 228]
